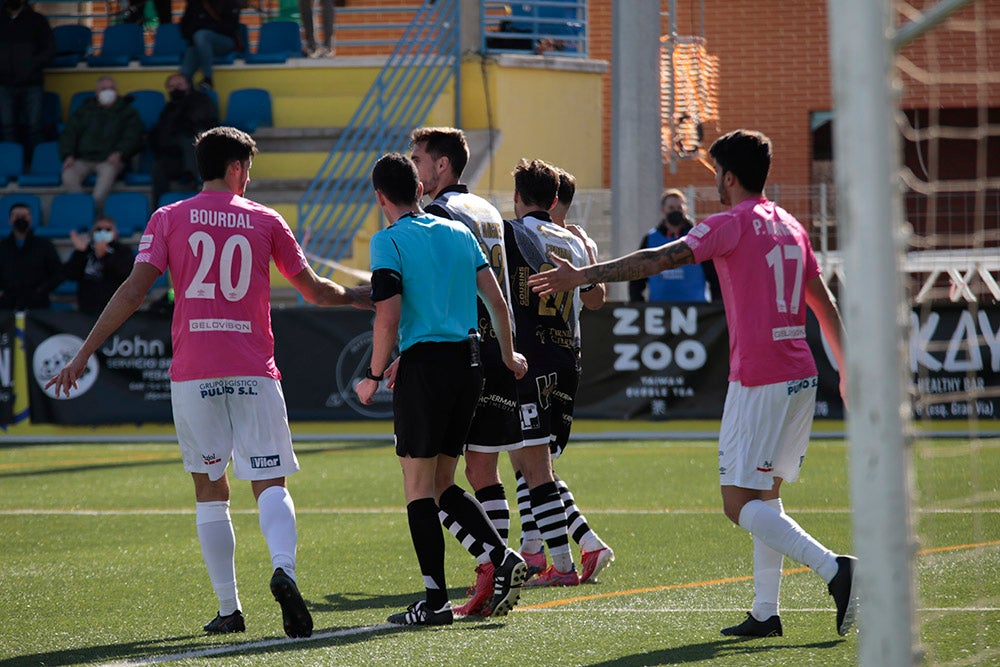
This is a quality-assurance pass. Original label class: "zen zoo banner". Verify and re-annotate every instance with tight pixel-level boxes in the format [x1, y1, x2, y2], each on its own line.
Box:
[20, 303, 1000, 425]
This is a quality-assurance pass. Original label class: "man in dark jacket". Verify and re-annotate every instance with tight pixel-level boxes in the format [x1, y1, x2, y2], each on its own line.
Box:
[59, 75, 144, 212]
[0, 202, 62, 310]
[0, 0, 55, 154]
[63, 215, 134, 316]
[150, 72, 219, 205]
[179, 0, 242, 90]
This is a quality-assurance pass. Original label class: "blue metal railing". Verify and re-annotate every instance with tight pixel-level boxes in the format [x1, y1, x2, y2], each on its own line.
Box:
[482, 0, 587, 57]
[297, 0, 460, 273]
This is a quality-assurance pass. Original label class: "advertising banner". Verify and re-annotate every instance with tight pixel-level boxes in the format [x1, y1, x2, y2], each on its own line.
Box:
[26, 310, 174, 424]
[0, 311, 13, 426]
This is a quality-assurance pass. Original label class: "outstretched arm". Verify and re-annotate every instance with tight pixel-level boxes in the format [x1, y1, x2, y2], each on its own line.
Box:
[288, 264, 373, 309]
[529, 239, 696, 298]
[45, 262, 161, 397]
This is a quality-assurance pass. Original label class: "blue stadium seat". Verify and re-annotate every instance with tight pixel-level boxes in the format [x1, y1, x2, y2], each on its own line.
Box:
[0, 194, 43, 235]
[157, 191, 197, 207]
[103, 192, 151, 236]
[128, 89, 166, 132]
[124, 146, 154, 186]
[213, 23, 249, 64]
[0, 142, 23, 184]
[69, 90, 94, 117]
[245, 20, 302, 64]
[39, 193, 95, 238]
[50, 24, 92, 67]
[87, 23, 144, 67]
[141, 23, 185, 66]
[18, 141, 62, 186]
[223, 88, 272, 133]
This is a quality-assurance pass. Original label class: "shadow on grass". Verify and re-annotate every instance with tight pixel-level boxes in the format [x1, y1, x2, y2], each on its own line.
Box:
[584, 637, 845, 666]
[311, 586, 483, 614]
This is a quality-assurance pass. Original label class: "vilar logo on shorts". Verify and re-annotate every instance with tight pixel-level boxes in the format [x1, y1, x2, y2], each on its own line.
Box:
[250, 455, 280, 469]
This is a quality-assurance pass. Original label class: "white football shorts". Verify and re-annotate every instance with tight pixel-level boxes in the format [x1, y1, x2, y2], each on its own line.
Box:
[718, 376, 817, 490]
[172, 376, 300, 481]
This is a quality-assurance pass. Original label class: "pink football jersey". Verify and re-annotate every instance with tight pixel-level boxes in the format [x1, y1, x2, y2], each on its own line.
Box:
[136, 190, 308, 381]
[684, 196, 821, 386]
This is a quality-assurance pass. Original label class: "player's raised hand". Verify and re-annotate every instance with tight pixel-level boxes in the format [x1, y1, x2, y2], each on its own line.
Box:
[527, 253, 584, 297]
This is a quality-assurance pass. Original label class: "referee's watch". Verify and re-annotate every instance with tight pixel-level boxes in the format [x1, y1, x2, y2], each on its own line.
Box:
[365, 367, 384, 382]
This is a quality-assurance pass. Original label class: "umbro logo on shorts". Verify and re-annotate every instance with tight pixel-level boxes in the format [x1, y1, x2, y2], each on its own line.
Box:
[250, 455, 281, 469]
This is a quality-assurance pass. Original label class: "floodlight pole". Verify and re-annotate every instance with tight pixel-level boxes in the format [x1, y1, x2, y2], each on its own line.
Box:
[827, 0, 918, 665]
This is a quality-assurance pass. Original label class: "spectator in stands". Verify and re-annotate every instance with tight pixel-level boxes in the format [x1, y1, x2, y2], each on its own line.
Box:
[299, 0, 335, 57]
[150, 72, 219, 206]
[0, 0, 55, 155]
[123, 0, 172, 25]
[63, 215, 135, 316]
[179, 0, 242, 91]
[0, 202, 62, 310]
[628, 188, 720, 303]
[59, 76, 144, 213]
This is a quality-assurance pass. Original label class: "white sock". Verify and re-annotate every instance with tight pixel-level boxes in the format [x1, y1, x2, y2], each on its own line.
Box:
[196, 501, 240, 615]
[258, 485, 297, 578]
[739, 499, 839, 584]
[751, 498, 784, 621]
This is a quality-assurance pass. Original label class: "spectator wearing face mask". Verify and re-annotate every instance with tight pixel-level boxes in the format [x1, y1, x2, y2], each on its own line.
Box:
[628, 188, 721, 303]
[0, 0, 55, 155]
[59, 75, 145, 212]
[150, 72, 219, 206]
[63, 215, 135, 316]
[0, 203, 63, 310]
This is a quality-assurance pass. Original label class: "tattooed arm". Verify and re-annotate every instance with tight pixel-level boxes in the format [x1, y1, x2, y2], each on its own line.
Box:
[528, 239, 696, 298]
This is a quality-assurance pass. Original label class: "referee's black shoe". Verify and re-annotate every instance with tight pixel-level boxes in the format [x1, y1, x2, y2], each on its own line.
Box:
[828, 555, 859, 636]
[387, 600, 454, 626]
[489, 550, 528, 618]
[720, 612, 783, 637]
[270, 567, 313, 638]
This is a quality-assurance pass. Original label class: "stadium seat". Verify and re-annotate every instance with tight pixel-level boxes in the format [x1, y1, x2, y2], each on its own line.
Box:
[124, 146, 154, 186]
[128, 89, 166, 132]
[87, 23, 144, 67]
[141, 23, 185, 66]
[103, 192, 150, 236]
[69, 90, 94, 117]
[39, 192, 95, 239]
[0, 142, 23, 184]
[213, 23, 249, 64]
[245, 20, 302, 64]
[18, 141, 62, 186]
[223, 88, 272, 133]
[0, 194, 43, 234]
[157, 191, 197, 207]
[50, 24, 92, 67]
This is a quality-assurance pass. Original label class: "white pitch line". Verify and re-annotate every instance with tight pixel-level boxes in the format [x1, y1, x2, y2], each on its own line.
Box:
[2, 507, 998, 516]
[96, 623, 395, 666]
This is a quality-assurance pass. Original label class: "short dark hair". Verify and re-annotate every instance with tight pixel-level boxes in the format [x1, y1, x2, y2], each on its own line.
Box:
[409, 127, 469, 179]
[709, 129, 771, 194]
[556, 168, 576, 206]
[8, 203, 31, 221]
[512, 158, 559, 210]
[372, 153, 420, 206]
[195, 126, 257, 181]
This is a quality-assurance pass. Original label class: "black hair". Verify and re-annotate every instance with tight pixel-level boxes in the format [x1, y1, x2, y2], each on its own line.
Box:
[708, 129, 772, 194]
[372, 153, 420, 206]
[408, 127, 469, 179]
[512, 158, 559, 210]
[195, 126, 258, 181]
[556, 168, 576, 206]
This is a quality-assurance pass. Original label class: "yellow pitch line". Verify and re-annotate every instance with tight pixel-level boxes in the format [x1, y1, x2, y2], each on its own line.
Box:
[522, 540, 1000, 610]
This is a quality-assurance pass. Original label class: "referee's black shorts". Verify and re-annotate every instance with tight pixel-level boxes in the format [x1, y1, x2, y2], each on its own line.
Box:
[393, 340, 484, 459]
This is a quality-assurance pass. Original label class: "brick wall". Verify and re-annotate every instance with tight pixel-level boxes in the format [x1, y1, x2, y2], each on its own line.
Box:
[590, 0, 1000, 189]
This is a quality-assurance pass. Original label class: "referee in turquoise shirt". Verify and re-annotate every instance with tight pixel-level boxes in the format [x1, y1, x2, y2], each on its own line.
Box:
[355, 153, 529, 627]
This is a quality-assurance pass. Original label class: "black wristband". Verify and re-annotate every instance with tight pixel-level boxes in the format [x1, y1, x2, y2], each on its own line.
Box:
[365, 367, 384, 382]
